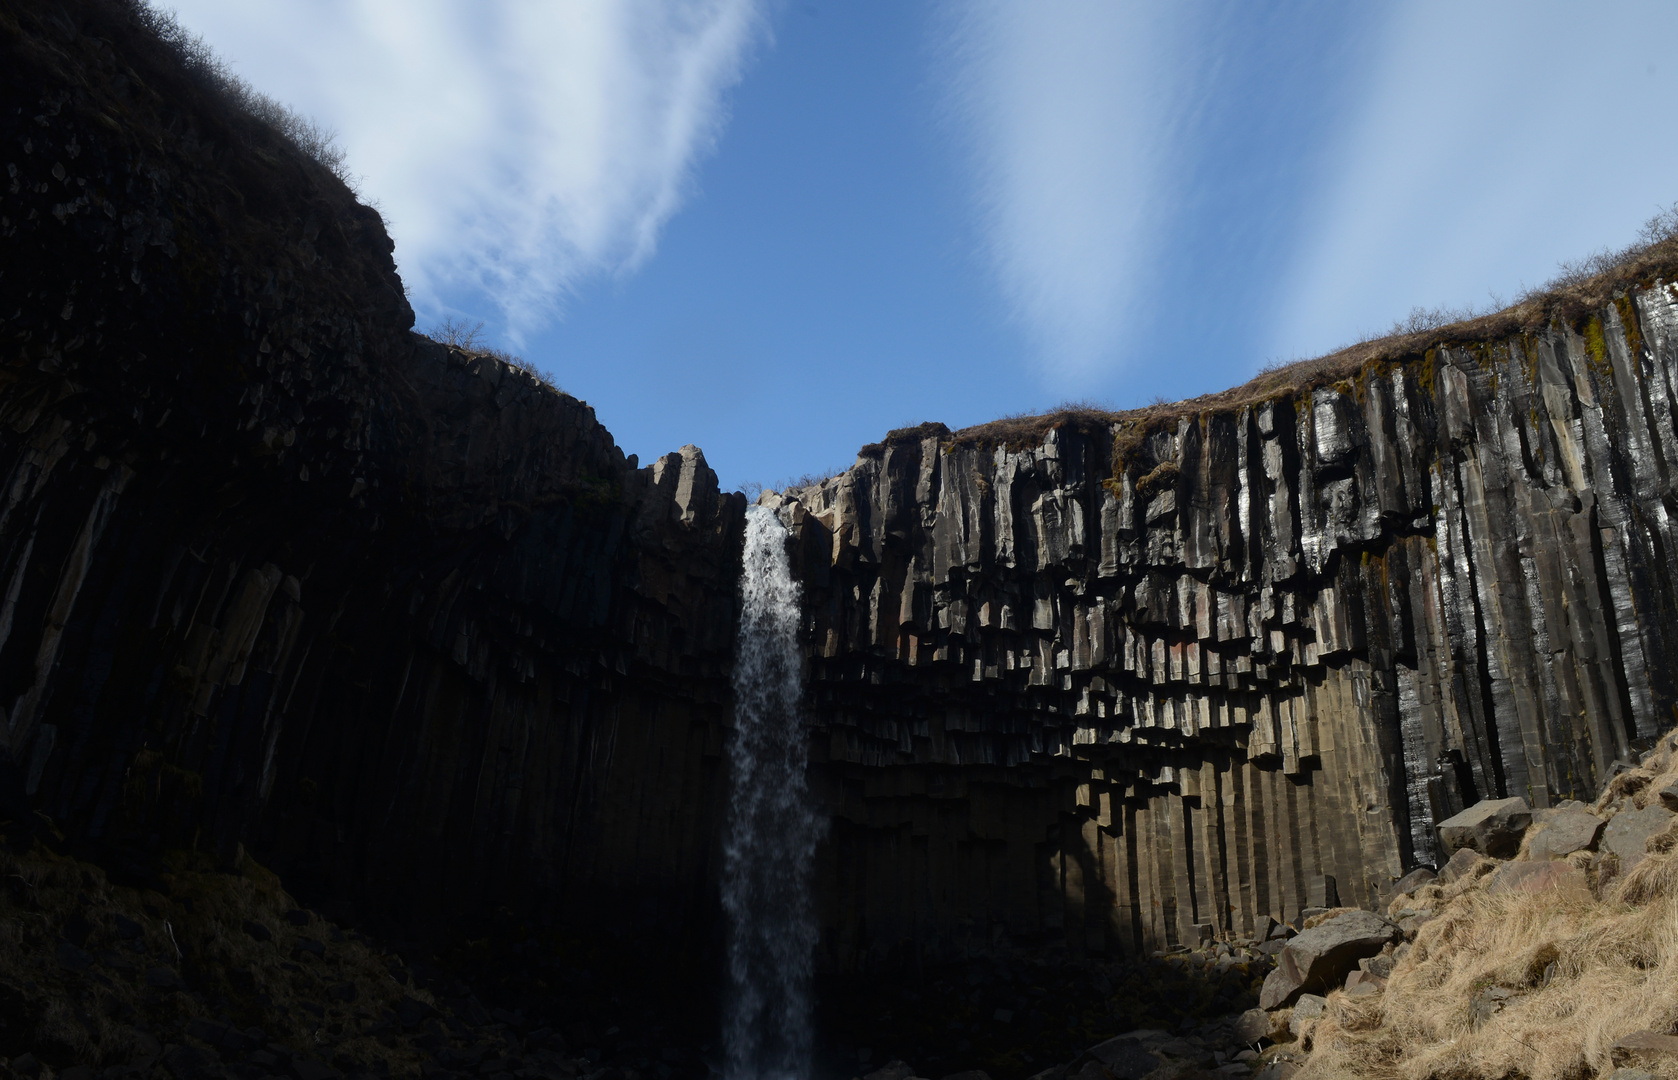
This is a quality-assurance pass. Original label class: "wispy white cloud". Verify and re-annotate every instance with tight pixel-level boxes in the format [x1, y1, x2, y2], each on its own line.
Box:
[166, 0, 764, 342]
[938, 1, 1193, 383]
[1272, 0, 1678, 362]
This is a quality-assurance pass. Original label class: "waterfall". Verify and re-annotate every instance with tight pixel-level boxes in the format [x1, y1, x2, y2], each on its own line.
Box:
[723, 505, 819, 1080]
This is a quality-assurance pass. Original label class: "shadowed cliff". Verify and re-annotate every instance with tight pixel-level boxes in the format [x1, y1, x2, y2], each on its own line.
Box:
[0, 0, 745, 969]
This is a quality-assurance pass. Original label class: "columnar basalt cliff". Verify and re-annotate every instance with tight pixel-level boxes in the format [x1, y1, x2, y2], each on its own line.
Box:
[777, 290, 1678, 968]
[0, 0, 744, 960]
[11, 0, 1678, 1031]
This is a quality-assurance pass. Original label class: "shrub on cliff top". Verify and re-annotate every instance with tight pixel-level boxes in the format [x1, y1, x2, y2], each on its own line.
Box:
[116, 0, 356, 187]
[426, 317, 561, 391]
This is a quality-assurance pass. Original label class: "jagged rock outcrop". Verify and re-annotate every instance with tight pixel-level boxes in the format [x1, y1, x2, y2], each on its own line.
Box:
[775, 283, 1678, 968]
[0, 0, 744, 960]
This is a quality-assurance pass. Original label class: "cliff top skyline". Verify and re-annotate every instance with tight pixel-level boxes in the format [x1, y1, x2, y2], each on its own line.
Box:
[168, 0, 1678, 490]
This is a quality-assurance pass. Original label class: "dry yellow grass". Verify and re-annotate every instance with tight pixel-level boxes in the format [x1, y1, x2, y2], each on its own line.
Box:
[1294, 735, 1678, 1080]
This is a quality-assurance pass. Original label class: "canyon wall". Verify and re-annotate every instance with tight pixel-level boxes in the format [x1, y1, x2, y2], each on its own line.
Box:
[0, 0, 743, 960]
[779, 291, 1678, 968]
[12, 0, 1678, 1001]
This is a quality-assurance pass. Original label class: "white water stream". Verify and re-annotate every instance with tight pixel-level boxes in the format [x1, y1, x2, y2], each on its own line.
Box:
[723, 505, 820, 1080]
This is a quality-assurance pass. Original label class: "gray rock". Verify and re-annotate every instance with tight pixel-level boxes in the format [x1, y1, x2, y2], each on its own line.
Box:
[1438, 846, 1487, 884]
[1611, 1031, 1678, 1066]
[1609, 1070, 1655, 1080]
[1438, 797, 1532, 858]
[1232, 1009, 1272, 1046]
[1526, 808, 1604, 860]
[1287, 995, 1327, 1039]
[1470, 985, 1515, 1027]
[1387, 866, 1436, 899]
[1258, 911, 1402, 1009]
[1602, 804, 1677, 874]
[1487, 860, 1588, 896]
[1358, 954, 1395, 978]
[1305, 874, 1339, 908]
[1658, 779, 1678, 813]
[1081, 1037, 1159, 1080]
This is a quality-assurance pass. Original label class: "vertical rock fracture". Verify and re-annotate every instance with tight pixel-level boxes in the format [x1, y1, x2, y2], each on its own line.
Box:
[724, 507, 820, 1080]
[771, 286, 1678, 968]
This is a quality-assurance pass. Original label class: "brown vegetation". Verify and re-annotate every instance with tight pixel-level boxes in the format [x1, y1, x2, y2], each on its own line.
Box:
[117, 0, 354, 186]
[427, 317, 561, 391]
[852, 205, 1678, 476]
[1293, 731, 1678, 1080]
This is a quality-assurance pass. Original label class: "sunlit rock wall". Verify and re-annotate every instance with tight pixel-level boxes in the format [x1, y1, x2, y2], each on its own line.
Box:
[778, 290, 1678, 967]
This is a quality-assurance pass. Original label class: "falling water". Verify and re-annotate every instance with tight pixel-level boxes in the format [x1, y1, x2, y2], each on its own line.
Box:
[723, 505, 820, 1080]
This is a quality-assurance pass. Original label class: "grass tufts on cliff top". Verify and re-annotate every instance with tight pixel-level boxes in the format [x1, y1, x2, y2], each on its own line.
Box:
[1294, 729, 1678, 1080]
[859, 203, 1678, 470]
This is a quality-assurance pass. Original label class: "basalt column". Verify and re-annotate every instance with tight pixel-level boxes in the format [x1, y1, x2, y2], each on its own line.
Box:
[774, 284, 1678, 970]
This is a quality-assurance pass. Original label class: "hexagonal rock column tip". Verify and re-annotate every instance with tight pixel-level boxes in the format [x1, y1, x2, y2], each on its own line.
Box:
[1258, 910, 1402, 1010]
[1437, 797, 1532, 858]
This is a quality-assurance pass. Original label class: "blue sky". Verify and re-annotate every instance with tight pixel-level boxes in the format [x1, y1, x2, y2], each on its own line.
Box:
[170, 0, 1678, 491]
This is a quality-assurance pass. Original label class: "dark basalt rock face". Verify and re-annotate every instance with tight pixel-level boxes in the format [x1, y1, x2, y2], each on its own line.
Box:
[0, 0, 743, 965]
[10, 0, 1678, 1032]
[776, 289, 1678, 968]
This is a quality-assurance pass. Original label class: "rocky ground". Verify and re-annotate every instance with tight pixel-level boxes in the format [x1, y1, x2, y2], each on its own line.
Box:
[24, 729, 1678, 1080]
[818, 930, 1303, 1080]
[0, 825, 1308, 1080]
[0, 836, 718, 1080]
[1250, 727, 1678, 1080]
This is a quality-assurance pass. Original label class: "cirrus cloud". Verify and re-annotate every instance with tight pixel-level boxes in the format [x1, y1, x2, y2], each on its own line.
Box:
[165, 0, 765, 342]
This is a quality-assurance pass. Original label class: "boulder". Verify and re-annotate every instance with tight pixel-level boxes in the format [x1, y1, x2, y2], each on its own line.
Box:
[1611, 1031, 1678, 1067]
[1233, 1008, 1287, 1046]
[1438, 846, 1488, 884]
[1658, 779, 1678, 813]
[1258, 910, 1402, 1009]
[1486, 860, 1588, 897]
[1602, 805, 1677, 874]
[1358, 954, 1395, 978]
[1526, 809, 1604, 860]
[1287, 995, 1327, 1039]
[1078, 1037, 1159, 1080]
[1438, 797, 1532, 858]
[1387, 866, 1436, 899]
[1343, 968, 1385, 992]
